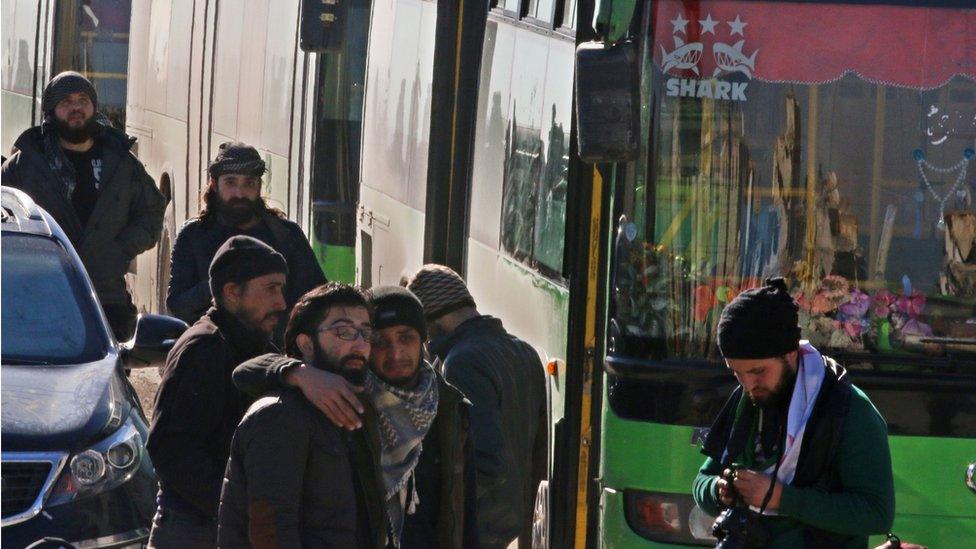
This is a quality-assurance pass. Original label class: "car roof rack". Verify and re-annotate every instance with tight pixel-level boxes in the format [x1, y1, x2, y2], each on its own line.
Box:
[1, 186, 52, 236]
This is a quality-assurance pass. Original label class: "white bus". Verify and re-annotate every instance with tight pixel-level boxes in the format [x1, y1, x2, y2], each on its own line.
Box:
[2, 0, 131, 156]
[125, 0, 365, 314]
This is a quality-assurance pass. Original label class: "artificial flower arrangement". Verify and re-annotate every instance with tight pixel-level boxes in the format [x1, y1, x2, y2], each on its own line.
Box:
[793, 275, 934, 352]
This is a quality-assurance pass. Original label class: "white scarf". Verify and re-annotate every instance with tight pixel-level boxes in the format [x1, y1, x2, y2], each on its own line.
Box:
[751, 340, 825, 513]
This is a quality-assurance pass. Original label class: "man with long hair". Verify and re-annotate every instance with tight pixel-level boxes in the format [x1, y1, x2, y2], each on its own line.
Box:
[166, 141, 325, 340]
[1, 71, 165, 340]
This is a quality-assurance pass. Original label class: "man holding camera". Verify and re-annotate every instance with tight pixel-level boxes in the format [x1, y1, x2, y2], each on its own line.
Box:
[693, 278, 894, 547]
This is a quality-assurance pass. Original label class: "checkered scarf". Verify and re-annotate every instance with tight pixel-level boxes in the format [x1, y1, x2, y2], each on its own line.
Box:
[364, 362, 439, 546]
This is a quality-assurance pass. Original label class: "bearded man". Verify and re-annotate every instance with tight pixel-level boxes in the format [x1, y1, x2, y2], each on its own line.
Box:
[147, 236, 288, 548]
[231, 286, 479, 548]
[166, 141, 325, 341]
[693, 278, 894, 548]
[1, 71, 165, 340]
[218, 282, 382, 548]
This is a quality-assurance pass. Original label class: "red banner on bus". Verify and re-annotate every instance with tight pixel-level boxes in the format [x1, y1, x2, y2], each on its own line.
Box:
[653, 1, 976, 90]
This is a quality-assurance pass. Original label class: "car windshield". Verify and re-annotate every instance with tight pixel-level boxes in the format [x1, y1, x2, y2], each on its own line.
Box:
[1, 234, 108, 364]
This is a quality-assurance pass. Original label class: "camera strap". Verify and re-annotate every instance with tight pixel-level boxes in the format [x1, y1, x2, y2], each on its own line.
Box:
[758, 422, 785, 515]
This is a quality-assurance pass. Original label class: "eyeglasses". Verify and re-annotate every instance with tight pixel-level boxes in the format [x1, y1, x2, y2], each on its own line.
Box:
[318, 325, 373, 342]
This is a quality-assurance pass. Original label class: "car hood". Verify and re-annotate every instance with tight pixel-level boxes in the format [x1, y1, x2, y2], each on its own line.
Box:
[1, 354, 130, 452]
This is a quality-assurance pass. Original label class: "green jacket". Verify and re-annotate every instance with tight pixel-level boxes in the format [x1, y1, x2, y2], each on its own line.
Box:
[693, 385, 895, 548]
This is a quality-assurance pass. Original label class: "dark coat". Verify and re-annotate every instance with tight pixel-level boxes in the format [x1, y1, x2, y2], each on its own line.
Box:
[1, 124, 165, 306]
[146, 307, 276, 520]
[232, 354, 479, 549]
[403, 370, 479, 549]
[428, 316, 547, 548]
[218, 388, 361, 548]
[166, 213, 326, 324]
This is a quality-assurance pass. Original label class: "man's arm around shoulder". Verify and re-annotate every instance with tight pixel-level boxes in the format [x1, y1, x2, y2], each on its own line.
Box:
[233, 354, 365, 431]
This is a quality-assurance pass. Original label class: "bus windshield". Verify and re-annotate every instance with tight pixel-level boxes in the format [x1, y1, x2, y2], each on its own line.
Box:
[611, 1, 976, 368]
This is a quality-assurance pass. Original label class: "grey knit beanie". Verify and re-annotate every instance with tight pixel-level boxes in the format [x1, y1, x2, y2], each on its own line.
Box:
[406, 264, 476, 320]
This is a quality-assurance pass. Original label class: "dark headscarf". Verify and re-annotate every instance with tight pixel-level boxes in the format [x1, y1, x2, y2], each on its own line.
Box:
[208, 141, 266, 178]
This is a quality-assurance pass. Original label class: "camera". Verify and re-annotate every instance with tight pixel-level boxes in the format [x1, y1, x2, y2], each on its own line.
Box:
[711, 467, 770, 549]
[711, 506, 770, 549]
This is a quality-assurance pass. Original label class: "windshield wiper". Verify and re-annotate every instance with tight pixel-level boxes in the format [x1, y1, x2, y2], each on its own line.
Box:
[1, 358, 53, 365]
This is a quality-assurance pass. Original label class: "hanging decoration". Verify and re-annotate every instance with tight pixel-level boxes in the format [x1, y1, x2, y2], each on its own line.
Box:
[913, 148, 974, 231]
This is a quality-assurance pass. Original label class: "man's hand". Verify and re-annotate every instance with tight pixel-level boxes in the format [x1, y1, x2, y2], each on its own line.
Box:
[731, 469, 783, 511]
[285, 365, 364, 430]
[715, 469, 736, 507]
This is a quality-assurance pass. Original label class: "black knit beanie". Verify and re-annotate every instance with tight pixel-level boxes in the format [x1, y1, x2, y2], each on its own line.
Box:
[369, 286, 428, 340]
[208, 141, 267, 178]
[42, 71, 98, 114]
[209, 236, 288, 298]
[717, 277, 801, 359]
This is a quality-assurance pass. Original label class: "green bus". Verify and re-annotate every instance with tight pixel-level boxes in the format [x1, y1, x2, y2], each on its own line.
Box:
[593, 0, 976, 546]
[355, 0, 975, 547]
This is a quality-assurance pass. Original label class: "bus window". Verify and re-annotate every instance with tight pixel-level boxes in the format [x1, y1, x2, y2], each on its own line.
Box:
[497, 0, 521, 16]
[2, 0, 39, 96]
[561, 0, 576, 31]
[308, 0, 371, 281]
[610, 1, 976, 368]
[526, 0, 555, 24]
[52, 0, 131, 128]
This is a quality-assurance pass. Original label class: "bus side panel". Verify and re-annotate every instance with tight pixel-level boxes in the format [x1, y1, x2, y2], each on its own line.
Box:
[358, 0, 438, 287]
[126, 0, 192, 314]
[1, 0, 49, 155]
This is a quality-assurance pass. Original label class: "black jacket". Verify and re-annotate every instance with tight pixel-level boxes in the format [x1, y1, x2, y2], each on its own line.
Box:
[2, 124, 165, 307]
[146, 307, 276, 520]
[428, 316, 547, 548]
[218, 388, 362, 548]
[166, 213, 326, 324]
[233, 354, 479, 549]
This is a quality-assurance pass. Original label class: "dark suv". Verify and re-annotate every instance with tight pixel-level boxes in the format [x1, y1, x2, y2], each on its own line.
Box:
[1, 187, 186, 548]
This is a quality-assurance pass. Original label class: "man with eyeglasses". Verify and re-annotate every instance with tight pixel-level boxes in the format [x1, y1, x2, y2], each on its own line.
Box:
[218, 282, 384, 547]
[232, 286, 478, 548]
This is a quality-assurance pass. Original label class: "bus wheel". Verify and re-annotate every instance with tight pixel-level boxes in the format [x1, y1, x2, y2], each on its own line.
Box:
[532, 480, 549, 549]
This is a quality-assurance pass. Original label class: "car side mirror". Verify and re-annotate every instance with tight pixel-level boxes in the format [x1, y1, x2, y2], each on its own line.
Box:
[122, 314, 188, 369]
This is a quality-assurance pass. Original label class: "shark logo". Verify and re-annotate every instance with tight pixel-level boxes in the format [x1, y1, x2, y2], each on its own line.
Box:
[713, 40, 758, 78]
[660, 36, 704, 76]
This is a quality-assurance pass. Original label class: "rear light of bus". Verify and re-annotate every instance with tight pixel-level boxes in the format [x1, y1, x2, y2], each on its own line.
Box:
[623, 489, 716, 545]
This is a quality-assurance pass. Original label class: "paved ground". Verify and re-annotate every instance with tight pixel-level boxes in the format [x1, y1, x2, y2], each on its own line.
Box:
[130, 367, 162, 423]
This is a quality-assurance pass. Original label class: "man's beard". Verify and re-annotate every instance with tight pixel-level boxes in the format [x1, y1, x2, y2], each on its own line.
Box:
[312, 341, 367, 386]
[754, 364, 797, 409]
[52, 113, 99, 144]
[216, 196, 260, 226]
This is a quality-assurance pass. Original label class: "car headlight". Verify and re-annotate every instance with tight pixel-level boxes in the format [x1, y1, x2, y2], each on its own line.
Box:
[46, 415, 145, 507]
